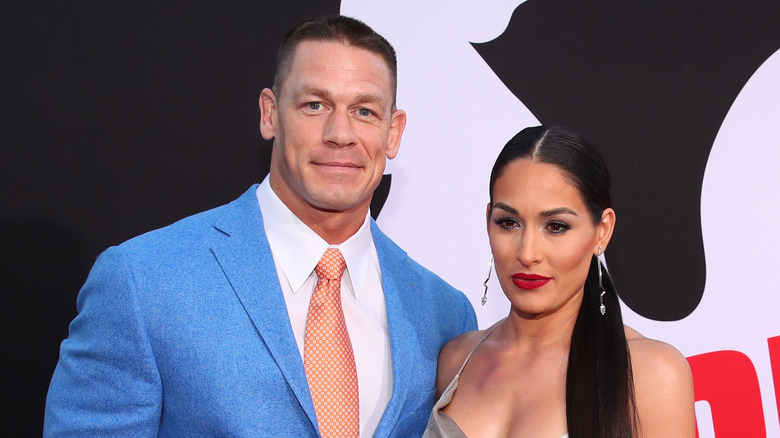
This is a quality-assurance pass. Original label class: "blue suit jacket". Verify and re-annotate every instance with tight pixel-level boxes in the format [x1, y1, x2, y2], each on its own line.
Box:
[44, 186, 477, 437]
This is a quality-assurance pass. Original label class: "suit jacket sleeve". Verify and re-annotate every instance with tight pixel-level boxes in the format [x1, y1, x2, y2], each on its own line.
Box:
[44, 246, 163, 437]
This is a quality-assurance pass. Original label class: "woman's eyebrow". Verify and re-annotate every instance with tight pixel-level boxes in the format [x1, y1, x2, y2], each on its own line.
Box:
[540, 207, 578, 217]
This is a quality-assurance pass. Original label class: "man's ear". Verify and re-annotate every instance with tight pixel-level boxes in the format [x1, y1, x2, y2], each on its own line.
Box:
[259, 88, 277, 141]
[385, 109, 407, 159]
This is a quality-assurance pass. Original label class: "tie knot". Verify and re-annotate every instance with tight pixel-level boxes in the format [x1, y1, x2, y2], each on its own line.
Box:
[315, 248, 346, 281]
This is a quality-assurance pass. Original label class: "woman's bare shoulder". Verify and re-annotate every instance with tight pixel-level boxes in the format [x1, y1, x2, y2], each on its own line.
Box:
[625, 326, 691, 377]
[624, 325, 696, 436]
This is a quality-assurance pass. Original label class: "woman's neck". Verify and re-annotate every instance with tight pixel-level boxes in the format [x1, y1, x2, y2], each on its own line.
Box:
[498, 305, 580, 353]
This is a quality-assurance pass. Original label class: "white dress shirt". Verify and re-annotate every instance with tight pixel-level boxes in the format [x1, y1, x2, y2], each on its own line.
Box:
[256, 177, 392, 437]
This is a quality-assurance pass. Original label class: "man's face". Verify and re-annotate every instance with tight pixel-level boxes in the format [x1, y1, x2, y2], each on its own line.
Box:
[260, 40, 406, 219]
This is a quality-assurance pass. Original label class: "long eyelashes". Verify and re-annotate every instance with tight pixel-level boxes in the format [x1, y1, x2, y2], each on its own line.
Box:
[546, 221, 571, 234]
[493, 217, 571, 234]
[494, 217, 520, 230]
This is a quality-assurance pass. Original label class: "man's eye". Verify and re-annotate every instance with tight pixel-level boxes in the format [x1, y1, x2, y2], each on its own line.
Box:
[307, 102, 322, 110]
[357, 108, 372, 117]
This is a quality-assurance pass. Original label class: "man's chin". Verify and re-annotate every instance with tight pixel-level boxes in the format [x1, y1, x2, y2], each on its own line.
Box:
[308, 191, 370, 214]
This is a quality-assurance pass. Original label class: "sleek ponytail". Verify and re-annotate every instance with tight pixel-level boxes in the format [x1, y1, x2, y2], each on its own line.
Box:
[566, 256, 636, 437]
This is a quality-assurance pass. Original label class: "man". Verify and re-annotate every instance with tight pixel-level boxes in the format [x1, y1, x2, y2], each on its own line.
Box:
[44, 15, 477, 437]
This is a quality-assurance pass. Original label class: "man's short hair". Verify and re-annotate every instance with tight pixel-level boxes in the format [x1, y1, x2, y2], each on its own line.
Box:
[272, 15, 398, 107]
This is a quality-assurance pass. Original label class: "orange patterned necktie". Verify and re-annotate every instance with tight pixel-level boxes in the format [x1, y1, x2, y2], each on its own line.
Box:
[304, 248, 359, 438]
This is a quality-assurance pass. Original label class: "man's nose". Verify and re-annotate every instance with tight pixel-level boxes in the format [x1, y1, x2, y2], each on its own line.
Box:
[323, 109, 358, 147]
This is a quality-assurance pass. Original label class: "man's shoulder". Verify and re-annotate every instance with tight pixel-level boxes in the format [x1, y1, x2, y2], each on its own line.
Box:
[118, 185, 261, 251]
[371, 223, 478, 335]
[371, 223, 444, 279]
[371, 221, 466, 298]
[85, 186, 265, 290]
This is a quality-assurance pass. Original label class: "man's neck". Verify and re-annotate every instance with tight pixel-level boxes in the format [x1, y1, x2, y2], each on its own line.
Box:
[268, 180, 370, 244]
[294, 206, 368, 245]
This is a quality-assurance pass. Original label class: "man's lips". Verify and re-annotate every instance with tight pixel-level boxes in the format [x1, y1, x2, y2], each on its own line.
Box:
[511, 273, 552, 290]
[313, 161, 360, 170]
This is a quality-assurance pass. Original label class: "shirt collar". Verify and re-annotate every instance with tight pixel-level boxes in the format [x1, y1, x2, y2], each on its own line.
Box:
[256, 176, 374, 300]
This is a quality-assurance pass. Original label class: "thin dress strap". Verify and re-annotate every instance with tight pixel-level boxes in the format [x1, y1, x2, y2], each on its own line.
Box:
[454, 324, 498, 377]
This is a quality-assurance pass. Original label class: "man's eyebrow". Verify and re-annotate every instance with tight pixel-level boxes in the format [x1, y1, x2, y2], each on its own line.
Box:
[354, 93, 385, 106]
[297, 86, 331, 100]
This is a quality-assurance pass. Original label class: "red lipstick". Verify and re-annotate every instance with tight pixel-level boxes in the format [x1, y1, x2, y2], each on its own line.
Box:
[511, 273, 551, 290]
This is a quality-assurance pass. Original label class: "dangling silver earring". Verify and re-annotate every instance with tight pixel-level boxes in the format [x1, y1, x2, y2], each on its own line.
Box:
[597, 246, 606, 316]
[481, 253, 494, 306]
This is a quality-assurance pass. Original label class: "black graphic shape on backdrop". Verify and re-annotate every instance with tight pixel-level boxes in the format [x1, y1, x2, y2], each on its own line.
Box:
[0, 219, 86, 437]
[473, 0, 780, 321]
[1, 1, 339, 434]
[371, 174, 392, 220]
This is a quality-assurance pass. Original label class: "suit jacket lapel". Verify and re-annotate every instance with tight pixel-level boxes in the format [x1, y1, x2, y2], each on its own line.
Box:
[371, 221, 416, 437]
[209, 186, 318, 430]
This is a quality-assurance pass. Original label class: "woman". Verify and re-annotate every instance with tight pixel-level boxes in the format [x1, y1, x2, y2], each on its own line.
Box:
[424, 126, 695, 437]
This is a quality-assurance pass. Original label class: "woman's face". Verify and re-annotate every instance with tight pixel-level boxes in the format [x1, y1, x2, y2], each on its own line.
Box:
[487, 159, 614, 318]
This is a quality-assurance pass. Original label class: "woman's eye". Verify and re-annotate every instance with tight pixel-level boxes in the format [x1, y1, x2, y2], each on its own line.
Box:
[546, 221, 570, 234]
[495, 217, 520, 230]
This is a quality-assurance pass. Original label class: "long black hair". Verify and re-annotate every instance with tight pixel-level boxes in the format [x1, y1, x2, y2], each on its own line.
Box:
[489, 126, 637, 437]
